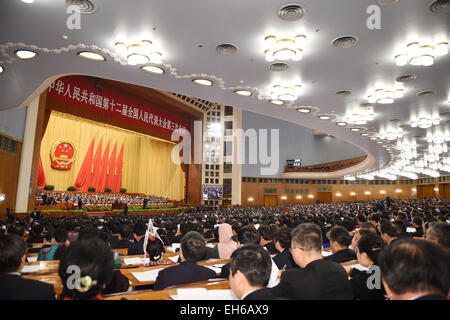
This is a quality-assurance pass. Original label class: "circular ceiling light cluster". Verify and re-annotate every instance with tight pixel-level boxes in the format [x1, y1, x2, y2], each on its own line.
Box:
[115, 40, 162, 65]
[342, 106, 375, 125]
[270, 84, 302, 102]
[395, 41, 448, 66]
[368, 88, 404, 104]
[410, 114, 440, 128]
[378, 126, 404, 140]
[264, 35, 306, 61]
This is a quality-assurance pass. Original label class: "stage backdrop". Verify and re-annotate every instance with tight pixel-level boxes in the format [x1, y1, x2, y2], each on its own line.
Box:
[40, 111, 185, 200]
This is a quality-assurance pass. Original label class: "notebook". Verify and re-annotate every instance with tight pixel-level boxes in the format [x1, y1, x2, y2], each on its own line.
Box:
[131, 268, 164, 282]
[123, 257, 150, 266]
[21, 265, 40, 273]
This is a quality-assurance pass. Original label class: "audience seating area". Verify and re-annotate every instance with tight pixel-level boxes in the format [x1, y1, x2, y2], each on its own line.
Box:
[284, 156, 367, 173]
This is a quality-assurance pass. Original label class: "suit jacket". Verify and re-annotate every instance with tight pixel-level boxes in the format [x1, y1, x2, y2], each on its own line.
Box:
[349, 268, 386, 300]
[414, 294, 447, 300]
[109, 235, 120, 248]
[111, 239, 133, 250]
[263, 242, 279, 255]
[269, 259, 354, 300]
[0, 274, 55, 300]
[325, 248, 357, 263]
[153, 261, 217, 290]
[243, 288, 279, 300]
[272, 249, 299, 270]
[412, 227, 424, 238]
[127, 238, 145, 255]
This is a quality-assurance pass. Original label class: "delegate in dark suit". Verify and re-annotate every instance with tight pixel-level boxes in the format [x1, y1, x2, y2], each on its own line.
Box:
[270, 259, 354, 300]
[127, 238, 145, 255]
[111, 238, 133, 250]
[243, 288, 280, 300]
[263, 242, 279, 255]
[324, 248, 357, 263]
[153, 261, 217, 290]
[0, 274, 55, 300]
[349, 268, 386, 300]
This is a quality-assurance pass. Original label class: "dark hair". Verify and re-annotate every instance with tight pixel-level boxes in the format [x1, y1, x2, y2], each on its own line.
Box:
[78, 227, 100, 241]
[379, 238, 450, 296]
[133, 222, 147, 237]
[156, 228, 171, 246]
[120, 225, 132, 239]
[237, 227, 260, 246]
[59, 238, 114, 299]
[427, 222, 450, 250]
[108, 222, 120, 235]
[54, 228, 68, 243]
[357, 232, 385, 265]
[412, 216, 423, 226]
[8, 224, 25, 237]
[360, 222, 377, 233]
[380, 220, 398, 238]
[274, 227, 292, 249]
[0, 234, 27, 274]
[327, 226, 352, 247]
[258, 224, 274, 241]
[145, 237, 165, 261]
[370, 214, 381, 223]
[229, 244, 272, 287]
[180, 231, 206, 262]
[392, 220, 406, 234]
[291, 223, 322, 252]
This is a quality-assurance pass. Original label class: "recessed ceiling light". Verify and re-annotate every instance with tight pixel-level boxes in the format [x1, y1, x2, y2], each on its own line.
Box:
[21, 0, 34, 3]
[350, 128, 360, 132]
[192, 78, 213, 86]
[0, 65, 3, 74]
[15, 49, 38, 60]
[269, 100, 284, 106]
[361, 133, 370, 136]
[335, 90, 352, 96]
[140, 65, 164, 75]
[377, 141, 383, 144]
[61, 35, 69, 40]
[336, 122, 347, 126]
[296, 107, 311, 114]
[77, 51, 106, 61]
[234, 90, 252, 97]
[370, 137, 377, 140]
[318, 115, 331, 120]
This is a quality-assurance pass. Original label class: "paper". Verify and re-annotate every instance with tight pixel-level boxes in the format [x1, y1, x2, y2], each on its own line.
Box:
[321, 250, 332, 257]
[171, 243, 181, 249]
[171, 289, 238, 300]
[349, 264, 369, 272]
[123, 257, 149, 266]
[254, 224, 260, 230]
[407, 227, 417, 233]
[166, 247, 177, 253]
[27, 256, 38, 262]
[168, 255, 179, 263]
[131, 268, 164, 282]
[205, 243, 215, 248]
[206, 258, 219, 262]
[206, 265, 223, 274]
[21, 265, 40, 273]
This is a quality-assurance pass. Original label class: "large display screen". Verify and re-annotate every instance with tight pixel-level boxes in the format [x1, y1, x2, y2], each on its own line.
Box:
[203, 185, 223, 200]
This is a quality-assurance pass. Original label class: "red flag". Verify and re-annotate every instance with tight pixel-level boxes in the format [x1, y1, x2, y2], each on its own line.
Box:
[114, 143, 124, 193]
[74, 137, 95, 192]
[37, 155, 47, 189]
[105, 141, 117, 191]
[98, 140, 110, 192]
[90, 138, 103, 191]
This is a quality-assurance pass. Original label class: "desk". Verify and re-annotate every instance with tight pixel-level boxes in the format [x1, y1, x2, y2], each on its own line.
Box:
[23, 274, 63, 296]
[21, 260, 60, 275]
[121, 259, 229, 289]
[104, 278, 230, 300]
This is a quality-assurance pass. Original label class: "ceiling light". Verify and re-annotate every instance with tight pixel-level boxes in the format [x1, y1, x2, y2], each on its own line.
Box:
[308, 194, 314, 198]
[115, 40, 163, 65]
[395, 41, 448, 66]
[77, 51, 106, 61]
[343, 106, 375, 125]
[350, 128, 360, 132]
[140, 65, 164, 75]
[0, 194, 5, 201]
[336, 122, 347, 126]
[271, 84, 302, 102]
[378, 126, 404, 140]
[21, 0, 34, 3]
[296, 195, 302, 199]
[264, 34, 306, 62]
[269, 100, 284, 106]
[296, 107, 311, 114]
[410, 114, 440, 129]
[318, 115, 331, 120]
[248, 197, 254, 202]
[281, 196, 287, 200]
[368, 88, 404, 104]
[193, 78, 213, 86]
[335, 193, 342, 197]
[364, 191, 371, 195]
[0, 65, 3, 74]
[234, 90, 252, 97]
[350, 192, 356, 196]
[380, 190, 386, 194]
[361, 133, 370, 136]
[15, 49, 38, 60]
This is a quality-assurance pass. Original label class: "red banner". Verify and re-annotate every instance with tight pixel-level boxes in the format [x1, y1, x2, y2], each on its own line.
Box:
[47, 75, 189, 135]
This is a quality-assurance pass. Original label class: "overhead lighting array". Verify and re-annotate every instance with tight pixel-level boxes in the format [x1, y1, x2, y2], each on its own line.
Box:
[410, 114, 440, 128]
[395, 41, 448, 66]
[264, 34, 307, 61]
[378, 126, 404, 141]
[115, 40, 162, 65]
[342, 106, 375, 125]
[367, 88, 404, 104]
[270, 84, 302, 102]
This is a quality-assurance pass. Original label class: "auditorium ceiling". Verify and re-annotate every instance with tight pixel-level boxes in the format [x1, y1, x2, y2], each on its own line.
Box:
[0, 0, 449, 178]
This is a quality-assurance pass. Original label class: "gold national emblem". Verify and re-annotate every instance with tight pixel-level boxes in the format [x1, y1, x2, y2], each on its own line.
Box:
[50, 139, 76, 170]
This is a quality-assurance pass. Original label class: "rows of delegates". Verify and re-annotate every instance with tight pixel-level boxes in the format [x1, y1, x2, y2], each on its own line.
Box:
[0, 198, 449, 300]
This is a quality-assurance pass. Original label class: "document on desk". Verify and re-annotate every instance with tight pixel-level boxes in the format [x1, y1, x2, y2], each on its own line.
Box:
[349, 264, 369, 272]
[406, 227, 416, 233]
[205, 264, 224, 274]
[21, 265, 40, 273]
[131, 268, 164, 282]
[205, 243, 215, 248]
[171, 288, 238, 300]
[168, 255, 179, 263]
[123, 257, 150, 266]
[27, 256, 38, 262]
